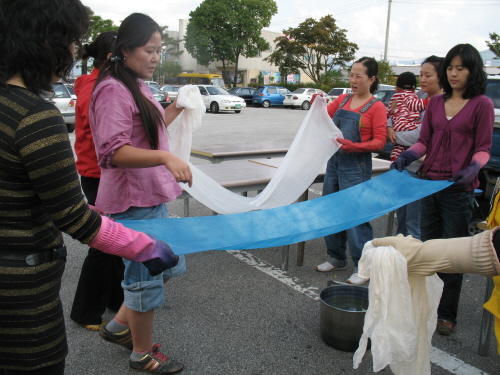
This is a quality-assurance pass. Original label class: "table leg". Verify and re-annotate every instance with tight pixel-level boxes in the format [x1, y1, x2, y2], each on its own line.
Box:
[478, 277, 495, 356]
[281, 245, 289, 270]
[296, 190, 309, 266]
[386, 211, 395, 236]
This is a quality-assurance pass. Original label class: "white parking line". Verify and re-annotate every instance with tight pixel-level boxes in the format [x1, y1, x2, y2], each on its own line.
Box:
[228, 250, 490, 375]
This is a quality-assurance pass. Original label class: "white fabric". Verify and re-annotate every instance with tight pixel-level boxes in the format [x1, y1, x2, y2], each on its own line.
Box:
[169, 85, 206, 162]
[170, 86, 343, 214]
[353, 242, 443, 374]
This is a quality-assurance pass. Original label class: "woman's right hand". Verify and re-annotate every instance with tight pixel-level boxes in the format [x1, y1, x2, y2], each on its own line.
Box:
[162, 152, 193, 187]
[386, 126, 396, 143]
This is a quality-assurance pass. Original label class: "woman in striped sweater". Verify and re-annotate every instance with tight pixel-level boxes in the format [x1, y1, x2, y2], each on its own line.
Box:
[0, 1, 189, 374]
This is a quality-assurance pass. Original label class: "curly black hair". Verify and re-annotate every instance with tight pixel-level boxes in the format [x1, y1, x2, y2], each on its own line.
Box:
[0, 0, 89, 95]
[440, 44, 487, 100]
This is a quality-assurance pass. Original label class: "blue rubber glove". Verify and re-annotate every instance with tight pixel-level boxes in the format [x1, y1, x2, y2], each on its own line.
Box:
[391, 150, 419, 172]
[141, 234, 180, 276]
[449, 163, 481, 189]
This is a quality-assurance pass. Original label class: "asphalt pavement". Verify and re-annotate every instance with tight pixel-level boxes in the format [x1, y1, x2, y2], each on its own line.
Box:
[61, 106, 500, 374]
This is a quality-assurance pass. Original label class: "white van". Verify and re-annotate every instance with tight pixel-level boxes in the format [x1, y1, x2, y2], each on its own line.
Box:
[325, 87, 352, 103]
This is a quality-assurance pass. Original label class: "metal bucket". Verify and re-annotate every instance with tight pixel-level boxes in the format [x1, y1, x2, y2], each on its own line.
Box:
[319, 285, 369, 352]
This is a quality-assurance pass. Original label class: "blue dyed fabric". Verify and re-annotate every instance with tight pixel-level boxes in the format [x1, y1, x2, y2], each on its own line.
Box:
[118, 170, 452, 255]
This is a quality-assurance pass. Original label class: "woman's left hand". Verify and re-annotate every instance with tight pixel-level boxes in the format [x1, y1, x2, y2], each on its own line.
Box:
[449, 165, 480, 188]
[162, 153, 193, 187]
[336, 138, 363, 153]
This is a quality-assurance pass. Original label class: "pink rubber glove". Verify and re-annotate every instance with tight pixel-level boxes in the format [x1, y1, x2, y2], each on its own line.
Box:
[89, 216, 179, 276]
[336, 138, 365, 153]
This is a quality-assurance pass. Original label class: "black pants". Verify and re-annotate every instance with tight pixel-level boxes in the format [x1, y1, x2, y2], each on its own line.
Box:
[0, 360, 65, 375]
[70, 176, 125, 325]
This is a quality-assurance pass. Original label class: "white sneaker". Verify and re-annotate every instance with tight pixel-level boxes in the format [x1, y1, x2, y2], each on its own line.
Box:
[316, 259, 348, 272]
[346, 272, 369, 285]
[316, 261, 335, 272]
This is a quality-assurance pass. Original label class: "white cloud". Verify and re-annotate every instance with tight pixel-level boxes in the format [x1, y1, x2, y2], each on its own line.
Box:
[81, 0, 499, 62]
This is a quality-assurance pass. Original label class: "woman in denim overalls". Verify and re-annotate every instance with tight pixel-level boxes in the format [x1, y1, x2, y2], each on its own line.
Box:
[316, 57, 387, 285]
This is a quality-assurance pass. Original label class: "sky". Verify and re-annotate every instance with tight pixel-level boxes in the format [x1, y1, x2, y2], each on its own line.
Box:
[81, 0, 500, 65]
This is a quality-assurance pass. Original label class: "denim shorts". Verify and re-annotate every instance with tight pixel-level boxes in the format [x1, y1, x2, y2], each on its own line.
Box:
[109, 204, 186, 312]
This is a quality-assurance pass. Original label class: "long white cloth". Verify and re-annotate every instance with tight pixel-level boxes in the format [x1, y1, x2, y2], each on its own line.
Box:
[169, 85, 343, 214]
[353, 242, 443, 374]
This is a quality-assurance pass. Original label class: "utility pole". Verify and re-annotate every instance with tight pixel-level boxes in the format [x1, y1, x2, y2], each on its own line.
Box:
[383, 0, 392, 61]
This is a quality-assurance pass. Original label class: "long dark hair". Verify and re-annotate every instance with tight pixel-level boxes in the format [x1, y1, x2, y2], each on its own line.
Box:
[96, 13, 164, 150]
[354, 57, 379, 94]
[80, 31, 117, 70]
[440, 44, 487, 100]
[0, 0, 89, 95]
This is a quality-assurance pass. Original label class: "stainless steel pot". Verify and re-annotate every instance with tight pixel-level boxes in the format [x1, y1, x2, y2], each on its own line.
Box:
[319, 285, 369, 352]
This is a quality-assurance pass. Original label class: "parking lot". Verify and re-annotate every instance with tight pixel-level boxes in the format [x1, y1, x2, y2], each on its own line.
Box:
[62, 106, 500, 374]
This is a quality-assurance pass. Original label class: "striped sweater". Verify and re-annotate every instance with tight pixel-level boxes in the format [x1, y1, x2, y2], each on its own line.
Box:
[0, 84, 101, 370]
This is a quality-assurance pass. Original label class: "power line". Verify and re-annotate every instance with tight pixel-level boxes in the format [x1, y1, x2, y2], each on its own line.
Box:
[394, 0, 500, 5]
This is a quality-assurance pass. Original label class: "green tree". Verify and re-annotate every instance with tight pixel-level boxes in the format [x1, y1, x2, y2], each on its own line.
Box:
[79, 7, 118, 75]
[185, 0, 278, 87]
[155, 61, 183, 84]
[265, 15, 358, 84]
[377, 59, 396, 85]
[486, 32, 500, 59]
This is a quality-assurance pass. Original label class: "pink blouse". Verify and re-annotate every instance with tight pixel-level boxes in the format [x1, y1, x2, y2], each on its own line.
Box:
[89, 76, 182, 214]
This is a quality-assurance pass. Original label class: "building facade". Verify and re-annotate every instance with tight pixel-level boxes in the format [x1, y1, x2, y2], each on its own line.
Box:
[164, 20, 314, 86]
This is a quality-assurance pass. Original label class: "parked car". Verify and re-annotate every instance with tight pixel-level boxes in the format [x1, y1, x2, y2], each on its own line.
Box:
[228, 87, 256, 106]
[143, 80, 160, 89]
[160, 84, 180, 102]
[485, 75, 500, 124]
[325, 87, 352, 103]
[252, 86, 291, 108]
[146, 84, 171, 108]
[42, 82, 76, 132]
[196, 85, 246, 113]
[283, 88, 327, 110]
[374, 87, 396, 107]
[64, 83, 76, 99]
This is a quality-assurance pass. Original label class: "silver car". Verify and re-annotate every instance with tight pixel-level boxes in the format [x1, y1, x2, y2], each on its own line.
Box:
[160, 85, 180, 102]
[42, 82, 76, 132]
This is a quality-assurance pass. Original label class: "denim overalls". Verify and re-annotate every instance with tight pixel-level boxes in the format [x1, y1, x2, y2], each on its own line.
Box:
[322, 94, 378, 268]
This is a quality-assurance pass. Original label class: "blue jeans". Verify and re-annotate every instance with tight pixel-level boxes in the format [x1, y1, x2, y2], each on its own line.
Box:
[420, 188, 474, 324]
[109, 204, 186, 312]
[395, 171, 421, 239]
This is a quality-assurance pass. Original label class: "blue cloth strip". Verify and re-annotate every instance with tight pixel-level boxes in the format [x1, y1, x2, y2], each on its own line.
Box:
[118, 170, 452, 255]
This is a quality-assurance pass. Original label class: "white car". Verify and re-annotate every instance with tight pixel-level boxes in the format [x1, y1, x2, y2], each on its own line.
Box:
[42, 82, 76, 132]
[196, 85, 246, 113]
[325, 87, 352, 103]
[283, 88, 326, 110]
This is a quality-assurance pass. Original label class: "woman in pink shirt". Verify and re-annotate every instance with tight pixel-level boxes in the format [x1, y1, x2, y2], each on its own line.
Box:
[392, 44, 495, 336]
[89, 13, 191, 375]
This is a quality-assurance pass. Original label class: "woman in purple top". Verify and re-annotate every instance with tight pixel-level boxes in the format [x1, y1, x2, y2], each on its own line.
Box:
[89, 13, 191, 374]
[392, 44, 495, 336]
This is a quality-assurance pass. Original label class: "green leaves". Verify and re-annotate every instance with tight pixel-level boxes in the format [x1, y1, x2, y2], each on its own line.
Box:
[264, 15, 358, 84]
[184, 0, 277, 86]
[486, 32, 500, 59]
